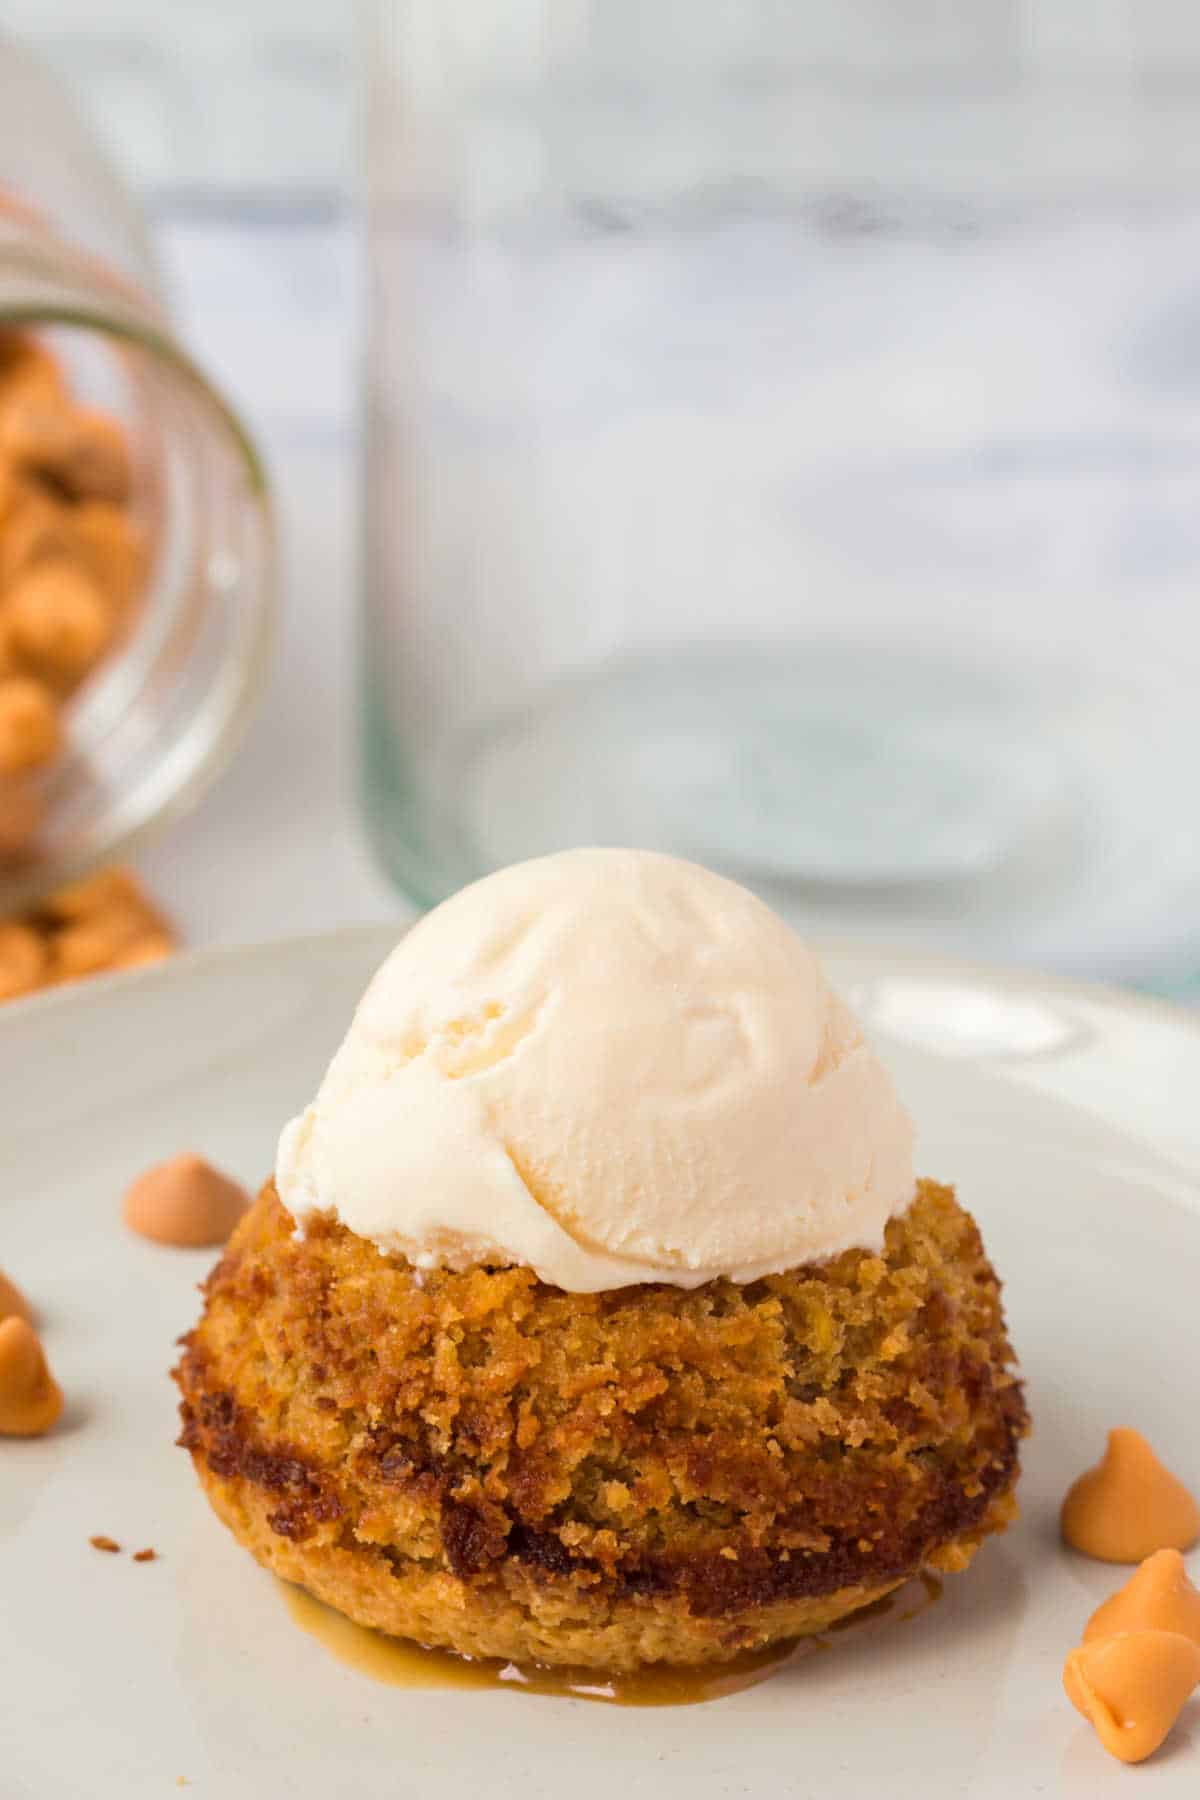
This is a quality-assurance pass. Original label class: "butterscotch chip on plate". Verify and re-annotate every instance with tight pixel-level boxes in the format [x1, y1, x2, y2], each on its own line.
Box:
[0, 1317, 63, 1436]
[1084, 1550, 1200, 1647]
[125, 1154, 250, 1249]
[1062, 1428, 1200, 1563]
[1064, 1628, 1200, 1764]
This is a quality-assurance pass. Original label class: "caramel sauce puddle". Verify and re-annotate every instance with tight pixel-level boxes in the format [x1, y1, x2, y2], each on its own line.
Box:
[282, 1572, 941, 1708]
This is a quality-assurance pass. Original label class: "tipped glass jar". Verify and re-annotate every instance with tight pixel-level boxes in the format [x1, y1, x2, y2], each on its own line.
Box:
[0, 35, 273, 911]
[363, 3, 1200, 989]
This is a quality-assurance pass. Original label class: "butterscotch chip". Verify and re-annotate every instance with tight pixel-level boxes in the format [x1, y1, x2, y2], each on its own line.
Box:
[1062, 1427, 1200, 1562]
[21, 867, 176, 993]
[3, 401, 131, 504]
[0, 1269, 33, 1325]
[42, 866, 145, 921]
[1084, 1550, 1200, 1648]
[71, 502, 144, 610]
[0, 349, 67, 450]
[124, 1154, 250, 1249]
[50, 885, 172, 986]
[0, 1316, 63, 1436]
[53, 905, 159, 980]
[0, 868, 176, 1005]
[4, 561, 113, 682]
[0, 779, 45, 861]
[0, 483, 75, 589]
[0, 340, 66, 420]
[133, 1547, 158, 1563]
[0, 481, 74, 581]
[0, 490, 139, 602]
[1064, 1628, 1200, 1764]
[55, 410, 132, 504]
[89, 1535, 121, 1554]
[0, 921, 48, 999]
[0, 675, 61, 772]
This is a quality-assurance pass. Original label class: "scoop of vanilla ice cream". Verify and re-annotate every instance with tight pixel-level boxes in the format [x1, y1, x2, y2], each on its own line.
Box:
[276, 849, 915, 1291]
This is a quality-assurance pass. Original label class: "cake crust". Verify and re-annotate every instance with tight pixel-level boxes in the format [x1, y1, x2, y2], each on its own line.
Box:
[176, 1178, 1026, 1669]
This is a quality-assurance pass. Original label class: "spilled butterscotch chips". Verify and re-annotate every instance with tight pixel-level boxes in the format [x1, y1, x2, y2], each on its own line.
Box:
[1062, 1428, 1200, 1564]
[0, 864, 176, 1002]
[124, 1153, 249, 1249]
[0, 1316, 62, 1436]
[1064, 1546, 1200, 1763]
[1060, 1431, 1200, 1765]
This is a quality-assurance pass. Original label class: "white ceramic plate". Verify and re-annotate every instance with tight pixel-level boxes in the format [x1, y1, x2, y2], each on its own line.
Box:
[3, 927, 1199, 1798]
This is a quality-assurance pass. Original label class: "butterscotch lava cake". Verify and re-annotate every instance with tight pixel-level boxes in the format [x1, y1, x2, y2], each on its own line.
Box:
[177, 849, 1026, 1671]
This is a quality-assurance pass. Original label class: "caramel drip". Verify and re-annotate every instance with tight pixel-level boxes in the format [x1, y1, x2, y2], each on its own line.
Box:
[282, 1572, 941, 1708]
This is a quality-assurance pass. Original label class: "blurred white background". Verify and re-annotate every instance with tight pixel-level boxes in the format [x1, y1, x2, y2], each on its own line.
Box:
[13, 3, 1200, 987]
[9, 1, 348, 201]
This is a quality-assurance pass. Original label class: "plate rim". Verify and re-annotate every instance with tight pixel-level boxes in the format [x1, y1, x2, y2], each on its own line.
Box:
[4, 924, 1200, 1796]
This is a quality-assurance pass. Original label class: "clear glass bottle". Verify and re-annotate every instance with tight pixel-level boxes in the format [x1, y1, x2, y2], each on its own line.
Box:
[364, 3, 1200, 987]
[0, 35, 273, 912]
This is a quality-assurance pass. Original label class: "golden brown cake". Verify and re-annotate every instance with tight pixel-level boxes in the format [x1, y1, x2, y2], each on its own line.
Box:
[176, 1175, 1026, 1670]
